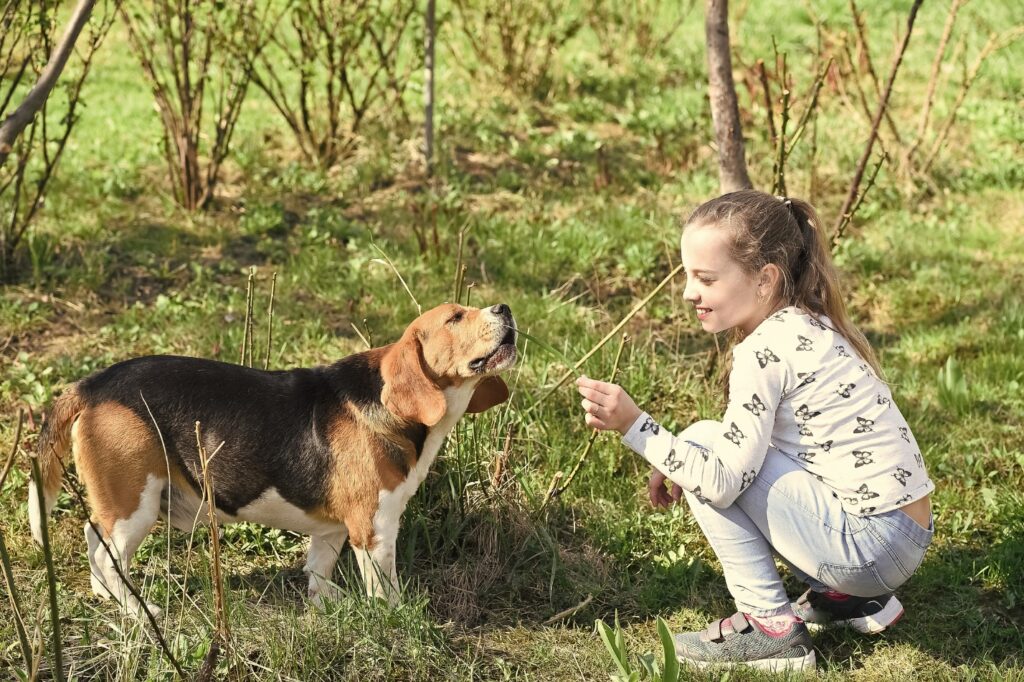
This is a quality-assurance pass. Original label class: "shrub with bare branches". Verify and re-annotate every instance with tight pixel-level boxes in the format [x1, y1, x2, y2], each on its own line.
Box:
[0, 0, 117, 281]
[587, 0, 694, 66]
[249, 0, 424, 169]
[119, 0, 276, 211]
[449, 0, 583, 100]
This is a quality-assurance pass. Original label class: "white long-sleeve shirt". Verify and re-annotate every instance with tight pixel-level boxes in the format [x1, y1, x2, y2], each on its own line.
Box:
[622, 306, 934, 515]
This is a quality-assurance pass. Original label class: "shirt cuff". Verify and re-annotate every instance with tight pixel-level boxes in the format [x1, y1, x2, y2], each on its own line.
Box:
[620, 411, 653, 455]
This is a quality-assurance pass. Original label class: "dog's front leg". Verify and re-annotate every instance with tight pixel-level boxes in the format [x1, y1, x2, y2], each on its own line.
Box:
[351, 514, 400, 605]
[305, 527, 348, 606]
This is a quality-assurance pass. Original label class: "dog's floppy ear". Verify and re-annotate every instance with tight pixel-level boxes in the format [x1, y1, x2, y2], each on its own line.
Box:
[466, 376, 509, 414]
[381, 336, 446, 426]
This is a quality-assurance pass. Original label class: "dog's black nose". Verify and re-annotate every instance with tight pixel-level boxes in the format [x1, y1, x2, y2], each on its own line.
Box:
[492, 303, 511, 317]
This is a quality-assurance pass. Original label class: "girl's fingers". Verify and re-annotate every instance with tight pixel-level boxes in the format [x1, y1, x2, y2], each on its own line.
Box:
[671, 484, 683, 502]
[576, 376, 615, 395]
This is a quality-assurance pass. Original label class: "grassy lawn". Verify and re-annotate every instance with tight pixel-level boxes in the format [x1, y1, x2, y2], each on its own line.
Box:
[1, 1, 1022, 679]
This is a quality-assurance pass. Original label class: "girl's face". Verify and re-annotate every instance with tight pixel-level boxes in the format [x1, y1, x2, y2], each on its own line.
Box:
[680, 223, 775, 335]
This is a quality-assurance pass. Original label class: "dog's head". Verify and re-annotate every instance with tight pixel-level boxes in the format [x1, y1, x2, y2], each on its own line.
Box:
[381, 303, 517, 426]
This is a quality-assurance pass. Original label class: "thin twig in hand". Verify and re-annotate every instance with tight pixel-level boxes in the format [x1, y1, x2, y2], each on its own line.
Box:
[527, 263, 683, 415]
[543, 335, 629, 507]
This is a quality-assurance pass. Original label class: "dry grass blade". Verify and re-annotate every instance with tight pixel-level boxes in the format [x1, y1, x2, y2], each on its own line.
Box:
[195, 421, 230, 682]
[28, 452, 64, 681]
[0, 409, 32, 673]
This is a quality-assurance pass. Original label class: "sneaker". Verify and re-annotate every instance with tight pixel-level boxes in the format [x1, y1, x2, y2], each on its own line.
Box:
[792, 589, 904, 634]
[672, 612, 816, 672]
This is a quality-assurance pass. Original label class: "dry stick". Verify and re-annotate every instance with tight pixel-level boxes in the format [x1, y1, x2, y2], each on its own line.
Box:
[195, 422, 229, 682]
[543, 593, 594, 625]
[908, 0, 963, 165]
[771, 43, 789, 196]
[849, 0, 902, 144]
[920, 27, 1024, 176]
[246, 268, 256, 368]
[0, 410, 33, 672]
[453, 227, 466, 302]
[756, 59, 776, 147]
[263, 271, 277, 370]
[786, 57, 834, 156]
[832, 0, 923, 245]
[28, 453, 64, 682]
[833, 152, 887, 248]
[528, 263, 684, 415]
[53, 456, 186, 678]
[542, 334, 629, 507]
[239, 267, 255, 366]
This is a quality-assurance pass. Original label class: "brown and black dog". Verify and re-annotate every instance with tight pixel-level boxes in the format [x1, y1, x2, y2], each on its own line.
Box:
[29, 303, 516, 615]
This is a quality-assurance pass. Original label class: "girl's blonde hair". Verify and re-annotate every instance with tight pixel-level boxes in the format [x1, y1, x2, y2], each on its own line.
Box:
[684, 189, 884, 379]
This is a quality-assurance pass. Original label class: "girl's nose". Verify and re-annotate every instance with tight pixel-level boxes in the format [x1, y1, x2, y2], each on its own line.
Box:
[682, 281, 699, 302]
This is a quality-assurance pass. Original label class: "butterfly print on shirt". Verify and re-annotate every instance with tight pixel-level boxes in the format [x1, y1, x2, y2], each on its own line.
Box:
[852, 450, 874, 467]
[855, 483, 879, 500]
[691, 485, 709, 504]
[896, 494, 913, 505]
[795, 371, 817, 390]
[640, 417, 660, 435]
[768, 311, 787, 322]
[796, 450, 816, 461]
[685, 440, 710, 461]
[756, 348, 780, 368]
[860, 506, 877, 514]
[724, 422, 746, 446]
[795, 404, 821, 436]
[877, 394, 892, 408]
[816, 439, 834, 452]
[662, 449, 682, 473]
[893, 467, 912, 486]
[899, 426, 910, 442]
[913, 452, 924, 467]
[809, 317, 829, 331]
[739, 470, 757, 491]
[743, 393, 767, 416]
[835, 345, 851, 358]
[836, 382, 856, 398]
[853, 416, 875, 433]
[796, 335, 814, 352]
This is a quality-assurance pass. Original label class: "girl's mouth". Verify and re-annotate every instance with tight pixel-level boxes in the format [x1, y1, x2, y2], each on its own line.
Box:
[695, 306, 712, 321]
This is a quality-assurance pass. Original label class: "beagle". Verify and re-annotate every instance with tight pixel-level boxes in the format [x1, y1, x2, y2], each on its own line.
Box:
[29, 303, 516, 615]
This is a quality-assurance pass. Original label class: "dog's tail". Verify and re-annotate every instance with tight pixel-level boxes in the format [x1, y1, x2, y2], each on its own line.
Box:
[29, 384, 84, 545]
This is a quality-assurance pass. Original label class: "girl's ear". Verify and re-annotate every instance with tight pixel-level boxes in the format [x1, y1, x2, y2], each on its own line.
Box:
[381, 336, 446, 426]
[466, 376, 509, 413]
[759, 263, 783, 299]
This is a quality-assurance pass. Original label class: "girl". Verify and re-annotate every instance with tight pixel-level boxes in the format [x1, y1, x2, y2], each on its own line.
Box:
[577, 190, 934, 672]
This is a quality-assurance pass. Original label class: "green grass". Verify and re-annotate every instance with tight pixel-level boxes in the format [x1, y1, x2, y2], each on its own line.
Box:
[2, 0, 1023, 679]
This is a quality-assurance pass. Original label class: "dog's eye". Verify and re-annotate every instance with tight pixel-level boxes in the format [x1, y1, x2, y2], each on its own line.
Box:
[447, 311, 464, 324]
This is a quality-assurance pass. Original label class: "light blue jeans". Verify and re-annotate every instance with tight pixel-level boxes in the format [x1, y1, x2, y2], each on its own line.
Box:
[684, 445, 934, 616]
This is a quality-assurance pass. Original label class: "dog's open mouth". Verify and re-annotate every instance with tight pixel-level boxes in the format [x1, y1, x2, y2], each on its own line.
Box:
[469, 326, 518, 373]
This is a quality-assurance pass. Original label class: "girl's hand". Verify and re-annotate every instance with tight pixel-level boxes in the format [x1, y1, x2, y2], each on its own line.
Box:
[576, 376, 643, 435]
[648, 468, 683, 508]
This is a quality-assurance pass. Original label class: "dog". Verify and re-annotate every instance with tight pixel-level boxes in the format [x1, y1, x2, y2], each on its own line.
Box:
[29, 302, 517, 615]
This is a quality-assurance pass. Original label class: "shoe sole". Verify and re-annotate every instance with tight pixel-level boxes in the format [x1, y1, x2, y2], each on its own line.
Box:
[683, 649, 817, 673]
[804, 595, 905, 634]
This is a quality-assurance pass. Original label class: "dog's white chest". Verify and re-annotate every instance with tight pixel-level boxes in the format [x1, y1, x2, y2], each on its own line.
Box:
[235, 488, 340, 536]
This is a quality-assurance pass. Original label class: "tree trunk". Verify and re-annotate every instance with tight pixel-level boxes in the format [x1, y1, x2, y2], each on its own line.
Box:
[0, 0, 96, 168]
[705, 0, 752, 193]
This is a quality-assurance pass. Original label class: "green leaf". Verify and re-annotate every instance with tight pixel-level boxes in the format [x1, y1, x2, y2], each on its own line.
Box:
[656, 616, 679, 682]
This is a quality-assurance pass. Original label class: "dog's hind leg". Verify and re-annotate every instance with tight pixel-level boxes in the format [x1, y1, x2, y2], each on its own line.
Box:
[89, 475, 164, 617]
[305, 526, 348, 606]
[74, 402, 168, 618]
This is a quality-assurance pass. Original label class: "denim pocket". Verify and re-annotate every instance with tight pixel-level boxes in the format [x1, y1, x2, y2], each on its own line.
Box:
[817, 559, 893, 597]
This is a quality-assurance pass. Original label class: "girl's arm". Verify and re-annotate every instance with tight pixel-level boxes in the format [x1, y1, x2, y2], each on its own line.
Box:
[577, 342, 786, 508]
